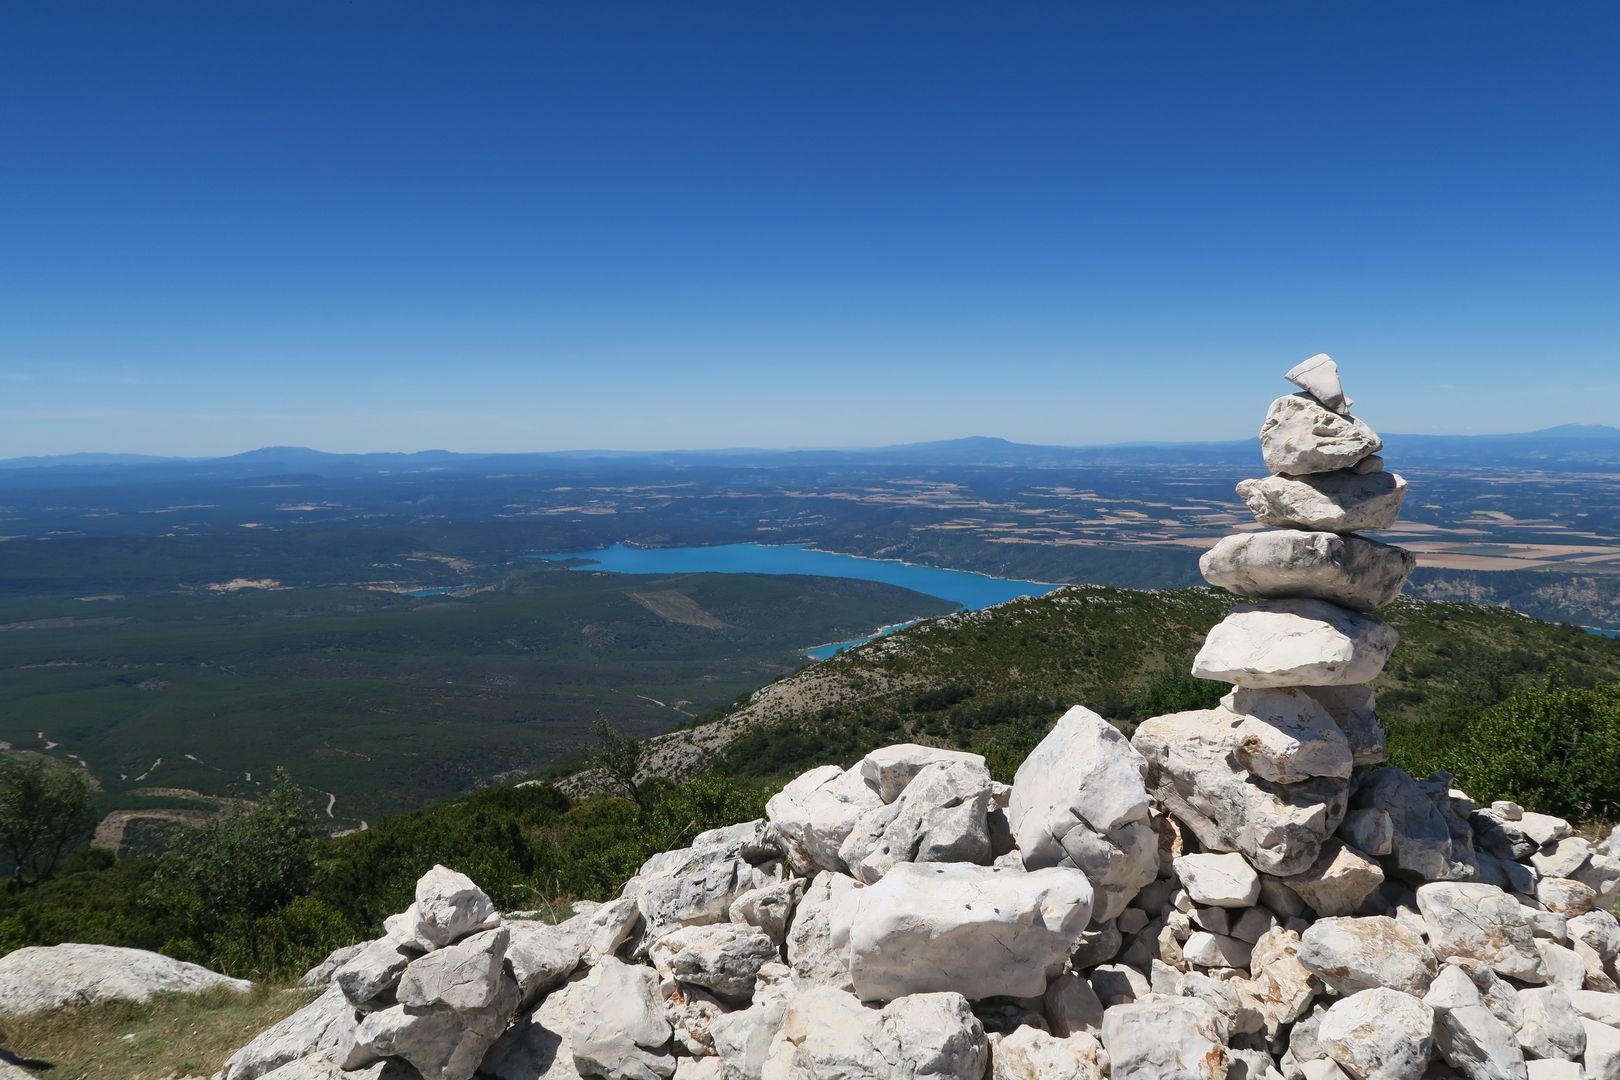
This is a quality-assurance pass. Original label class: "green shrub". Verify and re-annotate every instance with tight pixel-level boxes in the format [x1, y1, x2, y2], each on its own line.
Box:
[1444, 678, 1620, 823]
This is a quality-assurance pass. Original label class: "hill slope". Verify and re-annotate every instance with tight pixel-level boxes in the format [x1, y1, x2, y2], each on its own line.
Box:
[632, 585, 1620, 784]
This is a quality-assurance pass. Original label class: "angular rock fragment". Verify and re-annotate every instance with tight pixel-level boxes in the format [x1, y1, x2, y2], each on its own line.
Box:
[1192, 599, 1398, 688]
[411, 865, 499, 950]
[1318, 987, 1434, 1080]
[838, 759, 993, 884]
[1174, 852, 1261, 908]
[761, 985, 988, 1080]
[1008, 704, 1157, 922]
[1282, 839, 1386, 917]
[1298, 916, 1437, 996]
[1237, 469, 1407, 532]
[1286, 352, 1353, 414]
[568, 957, 676, 1080]
[1418, 881, 1548, 984]
[649, 923, 778, 1004]
[1220, 688, 1355, 782]
[1424, 964, 1529, 1080]
[764, 765, 882, 876]
[1200, 529, 1414, 612]
[1100, 995, 1229, 1080]
[842, 862, 1092, 1001]
[1259, 393, 1383, 475]
[857, 744, 986, 804]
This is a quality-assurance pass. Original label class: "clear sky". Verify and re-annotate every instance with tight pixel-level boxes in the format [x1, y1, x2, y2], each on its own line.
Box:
[2, 3, 1616, 456]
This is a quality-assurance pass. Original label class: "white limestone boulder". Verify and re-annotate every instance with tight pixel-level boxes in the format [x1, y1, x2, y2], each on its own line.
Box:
[1100, 994, 1229, 1080]
[1318, 987, 1434, 1080]
[345, 965, 519, 1080]
[504, 919, 586, 1007]
[0, 942, 252, 1014]
[765, 765, 883, 876]
[650, 923, 779, 1004]
[1259, 393, 1383, 475]
[1200, 530, 1415, 612]
[1281, 839, 1386, 917]
[396, 927, 508, 1011]
[1220, 688, 1356, 782]
[221, 985, 355, 1080]
[1286, 353, 1353, 414]
[760, 985, 988, 1080]
[858, 744, 986, 803]
[1133, 708, 1348, 876]
[839, 758, 993, 884]
[728, 878, 805, 946]
[842, 862, 1092, 1001]
[989, 1026, 1105, 1080]
[1516, 986, 1587, 1061]
[1305, 684, 1389, 766]
[1424, 964, 1529, 1080]
[707, 961, 798, 1080]
[1237, 469, 1407, 532]
[1418, 882, 1549, 983]
[1174, 852, 1260, 907]
[1353, 767, 1462, 882]
[1298, 916, 1437, 996]
[568, 957, 676, 1080]
[1007, 704, 1158, 922]
[479, 969, 590, 1080]
[335, 937, 418, 1011]
[1192, 599, 1398, 688]
[784, 871, 861, 991]
[411, 865, 500, 950]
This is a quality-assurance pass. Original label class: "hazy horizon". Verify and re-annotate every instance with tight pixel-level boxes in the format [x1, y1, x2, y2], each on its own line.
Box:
[3, 4, 1617, 457]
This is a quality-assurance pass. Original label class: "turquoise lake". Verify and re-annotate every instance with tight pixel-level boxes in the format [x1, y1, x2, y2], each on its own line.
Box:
[532, 543, 1058, 658]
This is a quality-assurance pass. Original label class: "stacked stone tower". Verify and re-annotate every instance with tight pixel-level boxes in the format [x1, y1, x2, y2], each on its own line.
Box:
[1134, 356, 1415, 886]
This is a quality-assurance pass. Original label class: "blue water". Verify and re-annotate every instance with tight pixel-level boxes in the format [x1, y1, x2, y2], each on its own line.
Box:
[1589, 627, 1620, 638]
[532, 543, 1058, 657]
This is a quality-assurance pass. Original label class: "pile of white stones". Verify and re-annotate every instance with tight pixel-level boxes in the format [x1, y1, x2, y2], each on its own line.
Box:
[222, 359, 1620, 1080]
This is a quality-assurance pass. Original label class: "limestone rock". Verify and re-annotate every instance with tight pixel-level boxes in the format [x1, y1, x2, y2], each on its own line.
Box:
[299, 942, 367, 990]
[1100, 994, 1230, 1080]
[0, 942, 252, 1014]
[1424, 964, 1529, 1080]
[1338, 807, 1394, 857]
[396, 927, 508, 1010]
[1286, 352, 1353, 413]
[1175, 852, 1261, 907]
[1306, 685, 1389, 767]
[1353, 768, 1462, 883]
[221, 985, 355, 1080]
[1235, 927, 1317, 1035]
[765, 765, 883, 876]
[1044, 971, 1106, 1037]
[784, 871, 861, 991]
[1220, 688, 1355, 782]
[635, 853, 777, 947]
[842, 862, 1092, 1001]
[569, 957, 676, 1080]
[1133, 708, 1348, 876]
[990, 1026, 1106, 1079]
[1281, 840, 1386, 917]
[505, 919, 586, 1008]
[1417, 882, 1548, 983]
[1200, 530, 1414, 612]
[1319, 988, 1434, 1080]
[707, 962, 797, 1080]
[1193, 599, 1398, 688]
[1259, 393, 1383, 475]
[1516, 986, 1587, 1062]
[650, 923, 779, 1004]
[1008, 704, 1157, 922]
[729, 878, 805, 946]
[761, 985, 988, 1080]
[839, 759, 993, 884]
[858, 744, 986, 804]
[412, 865, 500, 950]
[1582, 1019, 1620, 1080]
[1237, 470, 1407, 532]
[347, 968, 519, 1080]
[1298, 916, 1437, 996]
[479, 969, 590, 1080]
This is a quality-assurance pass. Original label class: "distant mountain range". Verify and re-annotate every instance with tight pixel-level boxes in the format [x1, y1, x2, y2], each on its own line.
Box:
[5, 425, 1620, 475]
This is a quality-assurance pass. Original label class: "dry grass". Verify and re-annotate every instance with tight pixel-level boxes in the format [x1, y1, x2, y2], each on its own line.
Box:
[0, 984, 314, 1080]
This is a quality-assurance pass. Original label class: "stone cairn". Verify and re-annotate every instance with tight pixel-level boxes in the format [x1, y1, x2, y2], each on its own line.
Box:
[224, 358, 1620, 1080]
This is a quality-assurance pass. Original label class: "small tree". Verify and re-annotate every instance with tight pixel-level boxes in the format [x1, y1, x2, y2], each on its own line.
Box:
[586, 716, 646, 810]
[147, 768, 316, 939]
[0, 756, 94, 886]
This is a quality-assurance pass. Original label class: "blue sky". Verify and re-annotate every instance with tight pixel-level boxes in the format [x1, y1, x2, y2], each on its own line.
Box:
[2, 3, 1616, 456]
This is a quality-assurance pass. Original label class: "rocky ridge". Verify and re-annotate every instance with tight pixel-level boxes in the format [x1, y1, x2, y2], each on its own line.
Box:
[220, 356, 1620, 1080]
